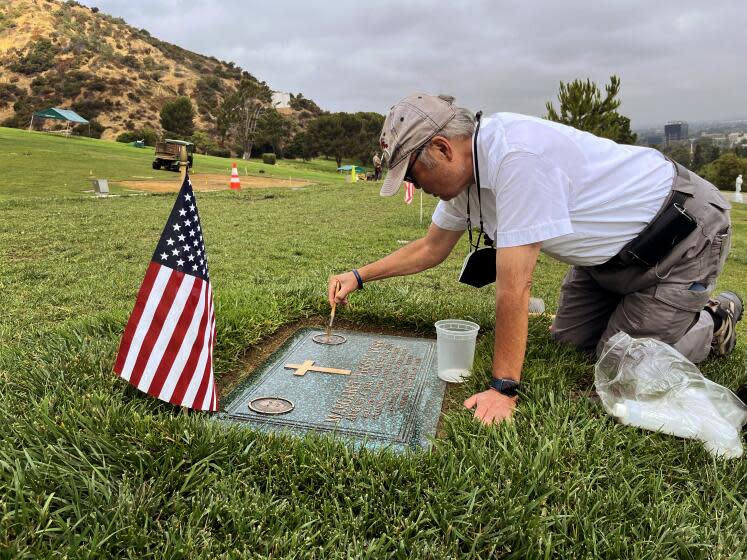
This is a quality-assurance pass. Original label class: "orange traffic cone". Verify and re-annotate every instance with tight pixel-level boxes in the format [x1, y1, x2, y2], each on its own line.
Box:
[230, 162, 241, 190]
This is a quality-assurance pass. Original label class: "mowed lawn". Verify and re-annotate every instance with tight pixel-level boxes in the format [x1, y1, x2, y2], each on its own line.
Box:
[0, 127, 347, 200]
[1, 128, 746, 558]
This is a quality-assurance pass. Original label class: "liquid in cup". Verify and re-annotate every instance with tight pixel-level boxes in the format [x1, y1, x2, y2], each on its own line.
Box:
[435, 319, 480, 383]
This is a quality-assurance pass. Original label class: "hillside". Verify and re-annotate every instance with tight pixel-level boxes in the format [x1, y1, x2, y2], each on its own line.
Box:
[0, 0, 322, 141]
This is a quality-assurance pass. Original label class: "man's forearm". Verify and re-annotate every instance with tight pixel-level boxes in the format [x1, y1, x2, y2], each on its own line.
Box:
[491, 243, 541, 382]
[493, 288, 531, 381]
[358, 238, 443, 282]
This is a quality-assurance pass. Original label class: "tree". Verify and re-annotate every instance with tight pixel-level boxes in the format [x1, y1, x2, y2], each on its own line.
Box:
[546, 75, 637, 144]
[217, 79, 272, 159]
[190, 130, 219, 155]
[692, 138, 720, 172]
[307, 113, 354, 167]
[699, 152, 747, 190]
[285, 132, 319, 160]
[289, 93, 322, 115]
[659, 142, 692, 170]
[306, 112, 384, 167]
[350, 112, 385, 164]
[160, 96, 194, 138]
[254, 109, 293, 157]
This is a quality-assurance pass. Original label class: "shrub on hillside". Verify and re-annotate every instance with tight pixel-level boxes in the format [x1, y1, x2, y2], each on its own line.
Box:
[289, 93, 322, 115]
[60, 69, 94, 97]
[4, 95, 62, 129]
[262, 153, 277, 165]
[30, 75, 56, 96]
[10, 39, 57, 75]
[160, 96, 194, 138]
[207, 147, 231, 158]
[72, 99, 113, 120]
[73, 119, 104, 139]
[67, 37, 89, 55]
[194, 76, 224, 116]
[0, 12, 17, 32]
[0, 83, 24, 107]
[116, 128, 158, 146]
[87, 76, 109, 92]
[120, 54, 141, 70]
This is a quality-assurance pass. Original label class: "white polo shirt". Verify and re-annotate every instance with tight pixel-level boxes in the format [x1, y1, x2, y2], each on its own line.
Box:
[431, 113, 674, 266]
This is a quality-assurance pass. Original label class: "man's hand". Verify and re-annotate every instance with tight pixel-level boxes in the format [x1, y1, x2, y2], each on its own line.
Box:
[464, 389, 517, 425]
[327, 272, 359, 306]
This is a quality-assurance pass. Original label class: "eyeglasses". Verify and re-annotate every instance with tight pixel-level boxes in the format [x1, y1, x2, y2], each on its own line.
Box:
[403, 144, 426, 189]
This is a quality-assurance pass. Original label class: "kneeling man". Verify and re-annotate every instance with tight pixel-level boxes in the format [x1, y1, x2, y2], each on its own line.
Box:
[328, 93, 742, 425]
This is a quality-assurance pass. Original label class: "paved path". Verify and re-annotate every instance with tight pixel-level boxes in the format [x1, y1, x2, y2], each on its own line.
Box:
[721, 191, 745, 205]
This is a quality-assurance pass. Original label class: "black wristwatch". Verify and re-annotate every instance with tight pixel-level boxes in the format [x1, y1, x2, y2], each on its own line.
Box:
[489, 378, 521, 398]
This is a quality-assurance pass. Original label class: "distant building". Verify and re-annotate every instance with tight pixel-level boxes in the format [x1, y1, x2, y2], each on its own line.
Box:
[664, 121, 689, 145]
[699, 132, 730, 149]
[712, 135, 729, 149]
[271, 91, 291, 109]
[728, 132, 747, 148]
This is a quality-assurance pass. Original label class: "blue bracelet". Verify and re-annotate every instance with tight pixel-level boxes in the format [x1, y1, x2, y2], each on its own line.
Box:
[352, 269, 364, 289]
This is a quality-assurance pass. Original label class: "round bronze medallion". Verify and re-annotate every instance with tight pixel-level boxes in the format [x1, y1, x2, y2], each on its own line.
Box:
[312, 333, 347, 345]
[248, 397, 294, 415]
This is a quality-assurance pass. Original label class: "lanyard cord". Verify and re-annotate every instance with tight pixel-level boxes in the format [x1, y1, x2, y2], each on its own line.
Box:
[466, 111, 484, 250]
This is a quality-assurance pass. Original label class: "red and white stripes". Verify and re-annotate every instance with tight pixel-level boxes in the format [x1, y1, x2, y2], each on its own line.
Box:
[404, 181, 415, 204]
[114, 262, 217, 411]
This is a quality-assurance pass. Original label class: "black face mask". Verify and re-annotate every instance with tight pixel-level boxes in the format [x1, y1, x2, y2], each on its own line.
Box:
[457, 111, 497, 288]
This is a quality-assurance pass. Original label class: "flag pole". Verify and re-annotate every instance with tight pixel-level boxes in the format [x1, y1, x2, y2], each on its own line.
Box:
[419, 189, 423, 224]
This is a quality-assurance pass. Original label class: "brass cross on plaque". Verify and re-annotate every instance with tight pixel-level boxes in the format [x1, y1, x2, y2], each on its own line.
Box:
[284, 360, 351, 377]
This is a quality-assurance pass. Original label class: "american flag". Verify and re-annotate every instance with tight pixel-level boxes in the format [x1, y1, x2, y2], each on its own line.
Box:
[404, 181, 414, 204]
[113, 173, 218, 411]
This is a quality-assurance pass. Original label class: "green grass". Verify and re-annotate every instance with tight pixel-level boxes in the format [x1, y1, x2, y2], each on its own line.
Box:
[1, 129, 746, 558]
[0, 127, 351, 200]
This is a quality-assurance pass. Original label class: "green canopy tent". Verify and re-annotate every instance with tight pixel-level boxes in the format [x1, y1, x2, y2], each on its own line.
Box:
[337, 165, 365, 174]
[29, 107, 90, 137]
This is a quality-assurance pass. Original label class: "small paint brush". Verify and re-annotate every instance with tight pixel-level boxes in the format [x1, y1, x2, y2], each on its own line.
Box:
[326, 281, 341, 338]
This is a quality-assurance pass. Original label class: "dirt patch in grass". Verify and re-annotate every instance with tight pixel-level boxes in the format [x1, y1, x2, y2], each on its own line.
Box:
[116, 173, 311, 193]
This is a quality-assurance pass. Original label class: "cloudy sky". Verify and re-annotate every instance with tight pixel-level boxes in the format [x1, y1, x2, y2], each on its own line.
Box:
[81, 0, 747, 128]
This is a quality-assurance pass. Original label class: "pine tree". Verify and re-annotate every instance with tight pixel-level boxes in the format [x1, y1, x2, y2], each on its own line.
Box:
[160, 96, 195, 139]
[546, 75, 637, 144]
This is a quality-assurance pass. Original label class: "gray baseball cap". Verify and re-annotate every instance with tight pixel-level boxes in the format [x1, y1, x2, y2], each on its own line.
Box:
[379, 93, 457, 197]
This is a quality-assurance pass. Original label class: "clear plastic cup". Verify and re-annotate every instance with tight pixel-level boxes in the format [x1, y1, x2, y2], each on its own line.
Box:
[434, 319, 480, 383]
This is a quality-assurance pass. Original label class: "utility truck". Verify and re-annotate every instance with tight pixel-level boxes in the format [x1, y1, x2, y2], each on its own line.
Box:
[152, 139, 194, 171]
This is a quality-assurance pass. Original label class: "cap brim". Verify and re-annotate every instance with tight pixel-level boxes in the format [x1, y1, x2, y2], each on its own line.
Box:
[379, 158, 408, 197]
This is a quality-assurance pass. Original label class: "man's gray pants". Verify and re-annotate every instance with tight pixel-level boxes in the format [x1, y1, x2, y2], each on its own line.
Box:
[551, 164, 732, 363]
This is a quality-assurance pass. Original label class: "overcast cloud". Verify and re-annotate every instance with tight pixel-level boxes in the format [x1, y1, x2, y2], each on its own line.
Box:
[80, 0, 747, 127]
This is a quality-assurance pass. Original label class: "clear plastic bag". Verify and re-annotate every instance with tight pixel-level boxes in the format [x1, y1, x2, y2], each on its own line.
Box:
[595, 332, 747, 459]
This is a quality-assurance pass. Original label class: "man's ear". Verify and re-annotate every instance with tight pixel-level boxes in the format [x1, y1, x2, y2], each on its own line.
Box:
[430, 136, 452, 161]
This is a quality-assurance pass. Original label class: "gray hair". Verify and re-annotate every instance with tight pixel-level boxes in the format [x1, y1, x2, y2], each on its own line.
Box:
[418, 95, 475, 169]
